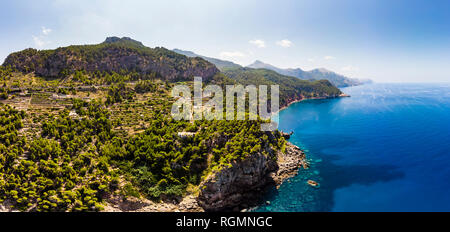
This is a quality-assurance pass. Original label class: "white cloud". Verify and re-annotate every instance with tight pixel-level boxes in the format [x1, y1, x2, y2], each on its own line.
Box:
[276, 39, 292, 48]
[249, 39, 266, 48]
[33, 36, 45, 48]
[219, 51, 246, 59]
[42, 26, 52, 35]
[32, 26, 52, 48]
[324, 56, 336, 60]
[341, 65, 359, 72]
[307, 58, 315, 62]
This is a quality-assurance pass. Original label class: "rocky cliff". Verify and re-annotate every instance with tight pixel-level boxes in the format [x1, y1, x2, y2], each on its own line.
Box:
[101, 136, 307, 212]
[197, 142, 306, 211]
[3, 37, 219, 82]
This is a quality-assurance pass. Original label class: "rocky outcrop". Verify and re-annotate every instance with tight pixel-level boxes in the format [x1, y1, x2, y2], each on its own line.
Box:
[104, 195, 202, 212]
[197, 152, 277, 211]
[197, 142, 306, 211]
[281, 131, 293, 140]
[271, 143, 308, 186]
[0, 200, 17, 212]
[103, 141, 306, 212]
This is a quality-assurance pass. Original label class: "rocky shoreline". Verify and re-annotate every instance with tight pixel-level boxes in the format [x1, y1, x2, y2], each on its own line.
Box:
[103, 94, 335, 212]
[272, 142, 309, 186]
[196, 142, 307, 212]
[4, 94, 335, 213]
[102, 141, 307, 212]
[278, 93, 350, 113]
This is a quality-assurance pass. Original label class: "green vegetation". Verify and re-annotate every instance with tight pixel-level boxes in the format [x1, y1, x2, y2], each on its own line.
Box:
[246, 60, 364, 87]
[0, 102, 115, 211]
[0, 70, 286, 211]
[0, 37, 342, 211]
[223, 67, 342, 107]
[3, 37, 219, 82]
[172, 49, 242, 71]
[0, 66, 14, 99]
[105, 82, 135, 105]
[123, 116, 285, 199]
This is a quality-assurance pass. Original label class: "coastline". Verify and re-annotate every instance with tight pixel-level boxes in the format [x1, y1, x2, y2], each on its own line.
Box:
[1, 95, 339, 213]
[277, 93, 350, 114]
[102, 142, 308, 212]
[272, 142, 309, 186]
[102, 95, 341, 212]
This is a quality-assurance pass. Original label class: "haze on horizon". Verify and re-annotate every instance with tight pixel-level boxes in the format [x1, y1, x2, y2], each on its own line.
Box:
[1, 0, 450, 83]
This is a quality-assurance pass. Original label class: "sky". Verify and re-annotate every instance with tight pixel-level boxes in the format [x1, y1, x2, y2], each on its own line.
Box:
[1, 0, 450, 82]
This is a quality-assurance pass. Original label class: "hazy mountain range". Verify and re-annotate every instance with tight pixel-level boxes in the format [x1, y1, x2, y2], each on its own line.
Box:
[173, 49, 372, 87]
[3, 37, 342, 108]
[247, 60, 371, 87]
[0, 37, 343, 212]
[172, 49, 242, 70]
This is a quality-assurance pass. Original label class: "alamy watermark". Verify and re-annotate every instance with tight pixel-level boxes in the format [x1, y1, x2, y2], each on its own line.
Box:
[171, 77, 279, 131]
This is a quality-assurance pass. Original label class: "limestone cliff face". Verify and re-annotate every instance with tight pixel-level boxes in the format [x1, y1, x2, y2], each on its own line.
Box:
[197, 152, 278, 211]
[197, 142, 306, 211]
[3, 37, 219, 81]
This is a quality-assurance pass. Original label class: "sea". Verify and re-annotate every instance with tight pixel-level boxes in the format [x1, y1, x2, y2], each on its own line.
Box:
[256, 83, 450, 212]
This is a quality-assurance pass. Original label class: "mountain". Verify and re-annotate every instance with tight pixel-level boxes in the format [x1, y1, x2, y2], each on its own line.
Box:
[245, 60, 296, 75]
[172, 50, 344, 108]
[0, 37, 325, 212]
[223, 67, 342, 107]
[3, 37, 219, 82]
[173, 49, 242, 70]
[1, 37, 342, 108]
[169, 49, 371, 87]
[247, 60, 371, 87]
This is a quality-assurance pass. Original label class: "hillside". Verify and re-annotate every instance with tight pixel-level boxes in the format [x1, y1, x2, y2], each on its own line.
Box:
[171, 49, 343, 107]
[0, 38, 314, 212]
[172, 49, 242, 70]
[223, 67, 342, 107]
[169, 49, 370, 87]
[247, 60, 371, 87]
[3, 37, 219, 82]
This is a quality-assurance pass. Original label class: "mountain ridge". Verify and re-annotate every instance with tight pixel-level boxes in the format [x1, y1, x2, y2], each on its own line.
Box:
[2, 37, 219, 82]
[172, 49, 371, 88]
[172, 48, 242, 70]
[222, 67, 343, 107]
[2, 37, 344, 108]
[0, 36, 345, 212]
[247, 60, 371, 87]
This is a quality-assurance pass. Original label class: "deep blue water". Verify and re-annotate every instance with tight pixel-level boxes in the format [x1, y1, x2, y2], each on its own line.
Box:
[256, 83, 450, 212]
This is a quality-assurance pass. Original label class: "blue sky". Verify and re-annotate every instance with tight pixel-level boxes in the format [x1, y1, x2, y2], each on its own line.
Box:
[1, 0, 450, 82]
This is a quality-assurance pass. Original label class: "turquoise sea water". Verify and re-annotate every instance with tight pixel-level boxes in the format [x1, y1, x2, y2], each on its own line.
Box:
[256, 83, 450, 212]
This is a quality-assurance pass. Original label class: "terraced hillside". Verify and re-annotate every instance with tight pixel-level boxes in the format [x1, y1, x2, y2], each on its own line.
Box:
[0, 37, 342, 212]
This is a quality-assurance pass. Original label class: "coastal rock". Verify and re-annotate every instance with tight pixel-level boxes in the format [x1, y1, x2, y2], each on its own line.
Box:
[104, 131, 307, 212]
[0, 200, 17, 212]
[281, 131, 293, 140]
[197, 142, 306, 211]
[103, 141, 307, 212]
[104, 194, 203, 212]
[307, 180, 320, 188]
[272, 143, 308, 185]
[197, 152, 278, 211]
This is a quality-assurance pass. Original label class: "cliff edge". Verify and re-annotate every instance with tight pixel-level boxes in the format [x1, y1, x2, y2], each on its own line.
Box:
[197, 142, 307, 211]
